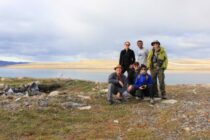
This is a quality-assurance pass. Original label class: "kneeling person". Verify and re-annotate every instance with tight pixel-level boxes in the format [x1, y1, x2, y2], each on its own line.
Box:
[107, 65, 128, 105]
[128, 65, 155, 104]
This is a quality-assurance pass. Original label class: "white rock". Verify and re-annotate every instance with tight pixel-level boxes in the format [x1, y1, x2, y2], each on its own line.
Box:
[77, 95, 91, 100]
[154, 98, 162, 101]
[114, 120, 119, 124]
[48, 91, 60, 97]
[100, 89, 108, 93]
[162, 99, 178, 104]
[15, 97, 22, 102]
[184, 127, 190, 132]
[78, 106, 92, 110]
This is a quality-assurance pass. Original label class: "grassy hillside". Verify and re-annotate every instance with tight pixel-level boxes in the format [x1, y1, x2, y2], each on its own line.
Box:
[0, 78, 209, 139]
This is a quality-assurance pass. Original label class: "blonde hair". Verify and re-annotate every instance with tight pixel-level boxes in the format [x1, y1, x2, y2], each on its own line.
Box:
[124, 41, 131, 46]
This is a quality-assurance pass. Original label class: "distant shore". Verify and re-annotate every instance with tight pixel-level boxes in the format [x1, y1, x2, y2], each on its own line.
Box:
[6, 59, 210, 73]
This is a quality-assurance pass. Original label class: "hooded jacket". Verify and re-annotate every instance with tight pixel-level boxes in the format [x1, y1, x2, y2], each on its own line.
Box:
[147, 47, 168, 70]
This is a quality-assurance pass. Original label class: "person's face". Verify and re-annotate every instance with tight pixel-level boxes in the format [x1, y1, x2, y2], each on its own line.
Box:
[137, 42, 143, 48]
[153, 44, 160, 50]
[140, 68, 147, 75]
[116, 68, 122, 75]
[134, 65, 139, 71]
[124, 43, 130, 50]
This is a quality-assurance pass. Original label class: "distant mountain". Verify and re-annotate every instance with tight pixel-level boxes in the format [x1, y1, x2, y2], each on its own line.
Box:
[0, 60, 28, 67]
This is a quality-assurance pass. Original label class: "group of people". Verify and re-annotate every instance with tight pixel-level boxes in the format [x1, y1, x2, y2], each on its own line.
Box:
[107, 40, 168, 105]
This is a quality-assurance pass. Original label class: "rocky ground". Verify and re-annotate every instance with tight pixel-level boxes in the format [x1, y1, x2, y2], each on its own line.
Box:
[0, 78, 209, 140]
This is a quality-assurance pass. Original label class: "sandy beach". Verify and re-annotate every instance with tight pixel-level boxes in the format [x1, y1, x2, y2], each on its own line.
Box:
[6, 59, 210, 73]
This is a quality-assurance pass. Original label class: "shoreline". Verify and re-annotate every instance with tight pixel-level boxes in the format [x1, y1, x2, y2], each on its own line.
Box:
[2, 67, 210, 73]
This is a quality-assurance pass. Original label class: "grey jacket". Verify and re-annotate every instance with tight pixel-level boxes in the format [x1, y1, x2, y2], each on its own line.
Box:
[108, 72, 128, 87]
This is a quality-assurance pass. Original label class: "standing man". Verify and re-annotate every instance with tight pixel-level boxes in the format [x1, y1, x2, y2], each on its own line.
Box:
[107, 65, 128, 105]
[119, 41, 135, 74]
[136, 40, 149, 66]
[147, 40, 168, 99]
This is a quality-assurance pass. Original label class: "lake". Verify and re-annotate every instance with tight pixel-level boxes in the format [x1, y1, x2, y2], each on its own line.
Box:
[0, 68, 210, 85]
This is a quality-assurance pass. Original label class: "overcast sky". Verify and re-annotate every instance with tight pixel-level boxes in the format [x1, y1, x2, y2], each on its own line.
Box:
[0, 0, 210, 62]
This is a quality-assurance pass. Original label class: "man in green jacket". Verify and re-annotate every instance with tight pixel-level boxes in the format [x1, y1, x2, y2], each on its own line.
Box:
[147, 40, 168, 99]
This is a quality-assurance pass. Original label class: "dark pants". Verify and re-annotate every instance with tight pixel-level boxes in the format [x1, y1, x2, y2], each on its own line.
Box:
[122, 66, 130, 75]
[150, 68, 166, 97]
[129, 86, 154, 99]
[107, 84, 127, 101]
[122, 66, 135, 85]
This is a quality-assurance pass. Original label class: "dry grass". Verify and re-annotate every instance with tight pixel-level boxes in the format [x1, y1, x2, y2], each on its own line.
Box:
[0, 78, 209, 139]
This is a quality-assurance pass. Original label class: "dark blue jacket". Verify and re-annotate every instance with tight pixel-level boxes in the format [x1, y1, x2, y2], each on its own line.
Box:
[133, 74, 153, 88]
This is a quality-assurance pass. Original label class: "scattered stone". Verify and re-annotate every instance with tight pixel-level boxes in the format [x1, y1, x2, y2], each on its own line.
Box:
[78, 106, 91, 110]
[77, 95, 91, 100]
[100, 89, 108, 93]
[15, 97, 22, 102]
[183, 127, 190, 132]
[15, 93, 25, 96]
[48, 91, 60, 97]
[154, 98, 162, 101]
[114, 120, 119, 124]
[192, 89, 197, 95]
[61, 102, 85, 109]
[38, 99, 48, 107]
[24, 101, 31, 107]
[161, 99, 178, 104]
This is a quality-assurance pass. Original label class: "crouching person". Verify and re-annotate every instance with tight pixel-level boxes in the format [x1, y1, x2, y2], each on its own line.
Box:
[127, 65, 155, 104]
[107, 65, 128, 105]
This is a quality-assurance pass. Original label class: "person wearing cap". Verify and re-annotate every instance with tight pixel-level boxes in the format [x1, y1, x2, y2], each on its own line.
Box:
[127, 64, 154, 104]
[107, 64, 128, 105]
[147, 40, 168, 99]
[119, 41, 136, 74]
[136, 40, 149, 66]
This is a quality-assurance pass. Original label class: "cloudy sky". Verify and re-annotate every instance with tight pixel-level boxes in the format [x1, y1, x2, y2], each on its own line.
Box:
[0, 0, 210, 62]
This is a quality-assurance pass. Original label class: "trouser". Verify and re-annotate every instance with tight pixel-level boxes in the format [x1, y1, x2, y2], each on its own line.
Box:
[122, 66, 135, 85]
[107, 84, 127, 101]
[130, 86, 154, 99]
[122, 66, 130, 75]
[150, 68, 166, 97]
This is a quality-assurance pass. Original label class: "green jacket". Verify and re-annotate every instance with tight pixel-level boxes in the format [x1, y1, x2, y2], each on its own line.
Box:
[147, 47, 168, 70]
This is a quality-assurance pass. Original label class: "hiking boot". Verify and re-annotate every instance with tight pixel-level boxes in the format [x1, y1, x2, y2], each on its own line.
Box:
[150, 98, 155, 104]
[108, 100, 114, 105]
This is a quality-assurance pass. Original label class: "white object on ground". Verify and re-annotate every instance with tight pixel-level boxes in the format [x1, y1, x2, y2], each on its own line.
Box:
[78, 106, 92, 110]
[100, 89, 108, 93]
[48, 91, 60, 97]
[15, 97, 22, 102]
[114, 120, 119, 124]
[162, 99, 178, 104]
[77, 95, 91, 100]
[192, 89, 197, 95]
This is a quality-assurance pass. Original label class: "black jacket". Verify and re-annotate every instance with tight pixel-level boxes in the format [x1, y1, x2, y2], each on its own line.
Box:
[119, 49, 135, 67]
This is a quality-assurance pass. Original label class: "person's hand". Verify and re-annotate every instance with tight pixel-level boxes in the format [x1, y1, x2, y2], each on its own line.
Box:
[139, 85, 146, 90]
[127, 85, 133, 92]
[119, 81, 124, 87]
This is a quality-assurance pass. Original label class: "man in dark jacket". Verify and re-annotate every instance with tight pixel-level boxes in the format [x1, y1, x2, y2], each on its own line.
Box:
[119, 41, 135, 74]
[107, 64, 128, 105]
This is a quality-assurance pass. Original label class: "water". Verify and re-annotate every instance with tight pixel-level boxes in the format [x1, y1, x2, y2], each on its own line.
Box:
[0, 68, 210, 85]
